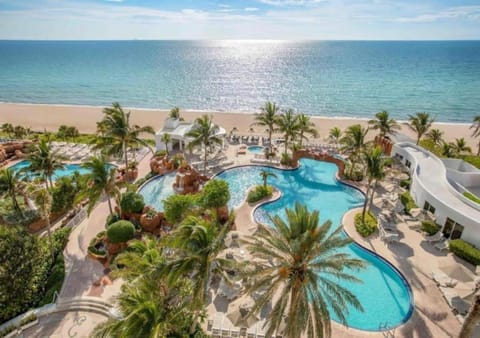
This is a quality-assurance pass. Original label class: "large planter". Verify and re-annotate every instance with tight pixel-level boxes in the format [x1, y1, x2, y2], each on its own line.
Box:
[107, 241, 127, 256]
[125, 168, 138, 182]
[140, 213, 162, 232]
[217, 206, 230, 224]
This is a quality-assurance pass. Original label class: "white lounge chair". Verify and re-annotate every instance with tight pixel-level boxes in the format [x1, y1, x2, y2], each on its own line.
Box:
[431, 269, 458, 287]
[435, 240, 450, 251]
[425, 232, 445, 243]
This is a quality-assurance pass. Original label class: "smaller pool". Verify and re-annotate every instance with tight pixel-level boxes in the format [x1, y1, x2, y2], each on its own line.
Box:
[9, 160, 99, 180]
[138, 173, 177, 212]
[247, 145, 264, 154]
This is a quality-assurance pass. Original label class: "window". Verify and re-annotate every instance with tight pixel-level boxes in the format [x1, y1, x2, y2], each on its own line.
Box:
[443, 217, 464, 239]
[423, 201, 436, 214]
[405, 160, 411, 168]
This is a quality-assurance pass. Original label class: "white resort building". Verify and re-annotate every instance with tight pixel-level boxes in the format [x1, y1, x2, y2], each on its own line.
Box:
[155, 117, 227, 152]
[392, 141, 480, 247]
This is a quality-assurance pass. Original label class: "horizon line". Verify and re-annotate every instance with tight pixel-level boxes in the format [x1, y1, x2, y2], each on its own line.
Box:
[0, 38, 479, 42]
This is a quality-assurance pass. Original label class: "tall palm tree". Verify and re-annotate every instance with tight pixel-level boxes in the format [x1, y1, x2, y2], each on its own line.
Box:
[276, 109, 300, 156]
[460, 293, 480, 338]
[452, 137, 472, 155]
[0, 169, 25, 216]
[186, 115, 223, 174]
[259, 169, 277, 188]
[362, 146, 386, 221]
[340, 124, 369, 176]
[26, 139, 65, 190]
[441, 141, 455, 158]
[80, 156, 119, 216]
[160, 133, 171, 156]
[368, 110, 400, 138]
[426, 128, 444, 146]
[242, 203, 366, 338]
[27, 183, 54, 260]
[296, 113, 318, 147]
[471, 115, 480, 155]
[252, 101, 280, 148]
[91, 276, 197, 338]
[94, 102, 154, 169]
[169, 106, 181, 119]
[329, 127, 342, 144]
[408, 112, 434, 145]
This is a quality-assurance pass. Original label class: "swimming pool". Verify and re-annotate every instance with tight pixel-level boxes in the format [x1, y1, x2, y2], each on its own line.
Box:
[9, 160, 100, 180]
[215, 159, 413, 331]
[138, 173, 177, 212]
[247, 145, 264, 154]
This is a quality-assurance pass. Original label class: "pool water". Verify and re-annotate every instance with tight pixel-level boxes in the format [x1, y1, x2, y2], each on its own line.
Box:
[247, 146, 264, 154]
[215, 159, 413, 331]
[138, 173, 177, 212]
[9, 160, 98, 180]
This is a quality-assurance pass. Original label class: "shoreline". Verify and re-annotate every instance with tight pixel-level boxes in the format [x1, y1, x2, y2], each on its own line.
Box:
[0, 102, 477, 146]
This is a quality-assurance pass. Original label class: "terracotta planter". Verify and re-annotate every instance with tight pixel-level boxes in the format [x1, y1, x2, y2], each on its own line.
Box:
[107, 241, 126, 255]
[217, 205, 229, 224]
[125, 168, 138, 182]
[140, 213, 161, 232]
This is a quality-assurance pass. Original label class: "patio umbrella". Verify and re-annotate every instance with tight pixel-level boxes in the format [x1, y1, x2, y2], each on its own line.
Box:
[227, 296, 260, 328]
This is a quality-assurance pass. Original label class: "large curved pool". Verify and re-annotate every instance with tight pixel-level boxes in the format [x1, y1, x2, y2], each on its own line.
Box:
[215, 159, 413, 331]
[9, 160, 112, 180]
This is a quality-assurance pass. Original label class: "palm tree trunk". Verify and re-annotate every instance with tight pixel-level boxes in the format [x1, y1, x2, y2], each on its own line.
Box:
[204, 144, 208, 175]
[284, 135, 288, 156]
[269, 128, 273, 148]
[123, 141, 129, 169]
[368, 184, 376, 213]
[48, 176, 54, 190]
[362, 183, 371, 222]
[46, 215, 55, 261]
[477, 140, 480, 156]
[460, 293, 480, 338]
[299, 131, 304, 147]
[106, 193, 114, 216]
[416, 135, 420, 145]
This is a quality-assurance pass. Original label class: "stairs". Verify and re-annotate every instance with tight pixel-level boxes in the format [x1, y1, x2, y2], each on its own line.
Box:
[54, 296, 114, 318]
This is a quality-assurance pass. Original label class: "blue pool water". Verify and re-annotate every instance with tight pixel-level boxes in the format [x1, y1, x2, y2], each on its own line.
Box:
[247, 146, 264, 154]
[9, 160, 96, 180]
[138, 173, 177, 212]
[215, 159, 413, 331]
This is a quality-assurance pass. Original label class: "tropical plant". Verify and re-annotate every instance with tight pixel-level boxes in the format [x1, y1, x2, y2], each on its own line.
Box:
[242, 203, 366, 338]
[452, 137, 472, 155]
[408, 112, 434, 145]
[471, 115, 480, 156]
[94, 102, 154, 169]
[425, 128, 444, 146]
[57, 125, 79, 141]
[169, 106, 181, 119]
[1, 123, 14, 137]
[119, 191, 145, 215]
[25, 139, 65, 190]
[328, 127, 342, 144]
[80, 157, 119, 215]
[27, 183, 54, 260]
[340, 124, 369, 176]
[252, 101, 280, 148]
[51, 174, 83, 214]
[13, 125, 28, 139]
[199, 179, 230, 214]
[362, 146, 386, 221]
[296, 113, 318, 147]
[160, 133, 171, 157]
[0, 169, 25, 216]
[163, 194, 198, 225]
[276, 109, 300, 156]
[259, 169, 277, 188]
[368, 110, 400, 138]
[441, 141, 455, 158]
[186, 114, 222, 174]
[107, 220, 136, 244]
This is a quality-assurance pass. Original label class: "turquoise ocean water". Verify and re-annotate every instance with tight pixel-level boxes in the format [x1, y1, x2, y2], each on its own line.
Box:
[0, 40, 479, 122]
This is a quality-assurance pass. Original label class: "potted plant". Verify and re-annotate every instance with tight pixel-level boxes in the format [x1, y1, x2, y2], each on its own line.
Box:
[106, 220, 135, 255]
[125, 161, 138, 182]
[140, 208, 161, 232]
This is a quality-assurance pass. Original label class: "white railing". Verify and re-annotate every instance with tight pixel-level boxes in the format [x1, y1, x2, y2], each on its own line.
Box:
[65, 206, 87, 230]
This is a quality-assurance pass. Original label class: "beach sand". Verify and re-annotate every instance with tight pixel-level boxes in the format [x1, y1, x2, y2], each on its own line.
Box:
[0, 102, 477, 147]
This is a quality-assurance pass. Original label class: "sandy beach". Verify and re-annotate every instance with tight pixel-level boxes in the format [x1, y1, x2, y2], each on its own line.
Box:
[0, 102, 476, 146]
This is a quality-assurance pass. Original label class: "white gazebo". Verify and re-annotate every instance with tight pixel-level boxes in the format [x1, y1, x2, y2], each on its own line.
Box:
[155, 118, 227, 152]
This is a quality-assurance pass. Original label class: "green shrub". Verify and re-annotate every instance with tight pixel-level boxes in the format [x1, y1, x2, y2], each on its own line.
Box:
[461, 155, 480, 169]
[52, 227, 72, 254]
[449, 239, 480, 266]
[120, 192, 145, 214]
[2, 209, 40, 226]
[107, 220, 135, 244]
[354, 212, 377, 237]
[463, 191, 480, 204]
[399, 179, 411, 189]
[247, 185, 273, 203]
[38, 253, 65, 306]
[106, 213, 121, 227]
[163, 194, 198, 224]
[51, 176, 80, 213]
[154, 150, 167, 157]
[200, 179, 230, 209]
[280, 153, 292, 166]
[421, 220, 440, 236]
[400, 191, 417, 213]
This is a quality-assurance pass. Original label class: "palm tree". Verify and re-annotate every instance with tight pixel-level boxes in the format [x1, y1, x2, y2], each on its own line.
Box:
[0, 169, 25, 216]
[368, 110, 400, 138]
[26, 139, 65, 190]
[91, 276, 197, 338]
[170, 106, 181, 119]
[1, 123, 14, 137]
[329, 127, 342, 144]
[441, 142, 455, 158]
[160, 133, 171, 157]
[80, 156, 119, 216]
[470, 115, 480, 155]
[27, 183, 54, 260]
[242, 203, 366, 338]
[296, 113, 318, 147]
[362, 146, 386, 221]
[452, 138, 472, 155]
[408, 112, 434, 145]
[276, 109, 300, 156]
[340, 124, 369, 177]
[259, 169, 277, 188]
[94, 102, 154, 169]
[460, 293, 480, 338]
[186, 115, 223, 174]
[252, 101, 280, 148]
[426, 128, 444, 146]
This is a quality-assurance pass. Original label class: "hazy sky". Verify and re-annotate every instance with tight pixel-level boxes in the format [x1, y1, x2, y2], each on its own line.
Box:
[0, 0, 479, 40]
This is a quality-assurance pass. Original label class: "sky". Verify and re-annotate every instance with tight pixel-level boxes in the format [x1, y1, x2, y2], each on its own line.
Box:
[0, 0, 479, 40]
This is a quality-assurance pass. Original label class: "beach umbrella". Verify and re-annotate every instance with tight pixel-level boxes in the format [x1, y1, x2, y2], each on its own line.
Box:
[227, 296, 259, 328]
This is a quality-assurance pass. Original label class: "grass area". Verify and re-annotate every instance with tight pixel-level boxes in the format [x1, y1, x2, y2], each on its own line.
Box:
[420, 139, 480, 169]
[247, 185, 273, 203]
[463, 191, 480, 204]
[354, 212, 377, 237]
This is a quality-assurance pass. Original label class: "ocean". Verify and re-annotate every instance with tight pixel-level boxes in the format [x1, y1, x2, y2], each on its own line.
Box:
[0, 40, 479, 123]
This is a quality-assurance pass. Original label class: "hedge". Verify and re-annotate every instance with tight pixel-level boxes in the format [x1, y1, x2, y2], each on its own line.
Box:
[399, 179, 411, 189]
[400, 191, 417, 214]
[120, 192, 145, 214]
[421, 220, 440, 236]
[107, 220, 135, 244]
[449, 239, 480, 266]
[463, 191, 480, 204]
[354, 212, 378, 237]
[247, 185, 273, 204]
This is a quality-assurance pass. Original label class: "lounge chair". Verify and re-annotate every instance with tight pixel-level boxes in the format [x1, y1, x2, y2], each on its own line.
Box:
[425, 232, 445, 243]
[431, 269, 458, 287]
[435, 240, 450, 251]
